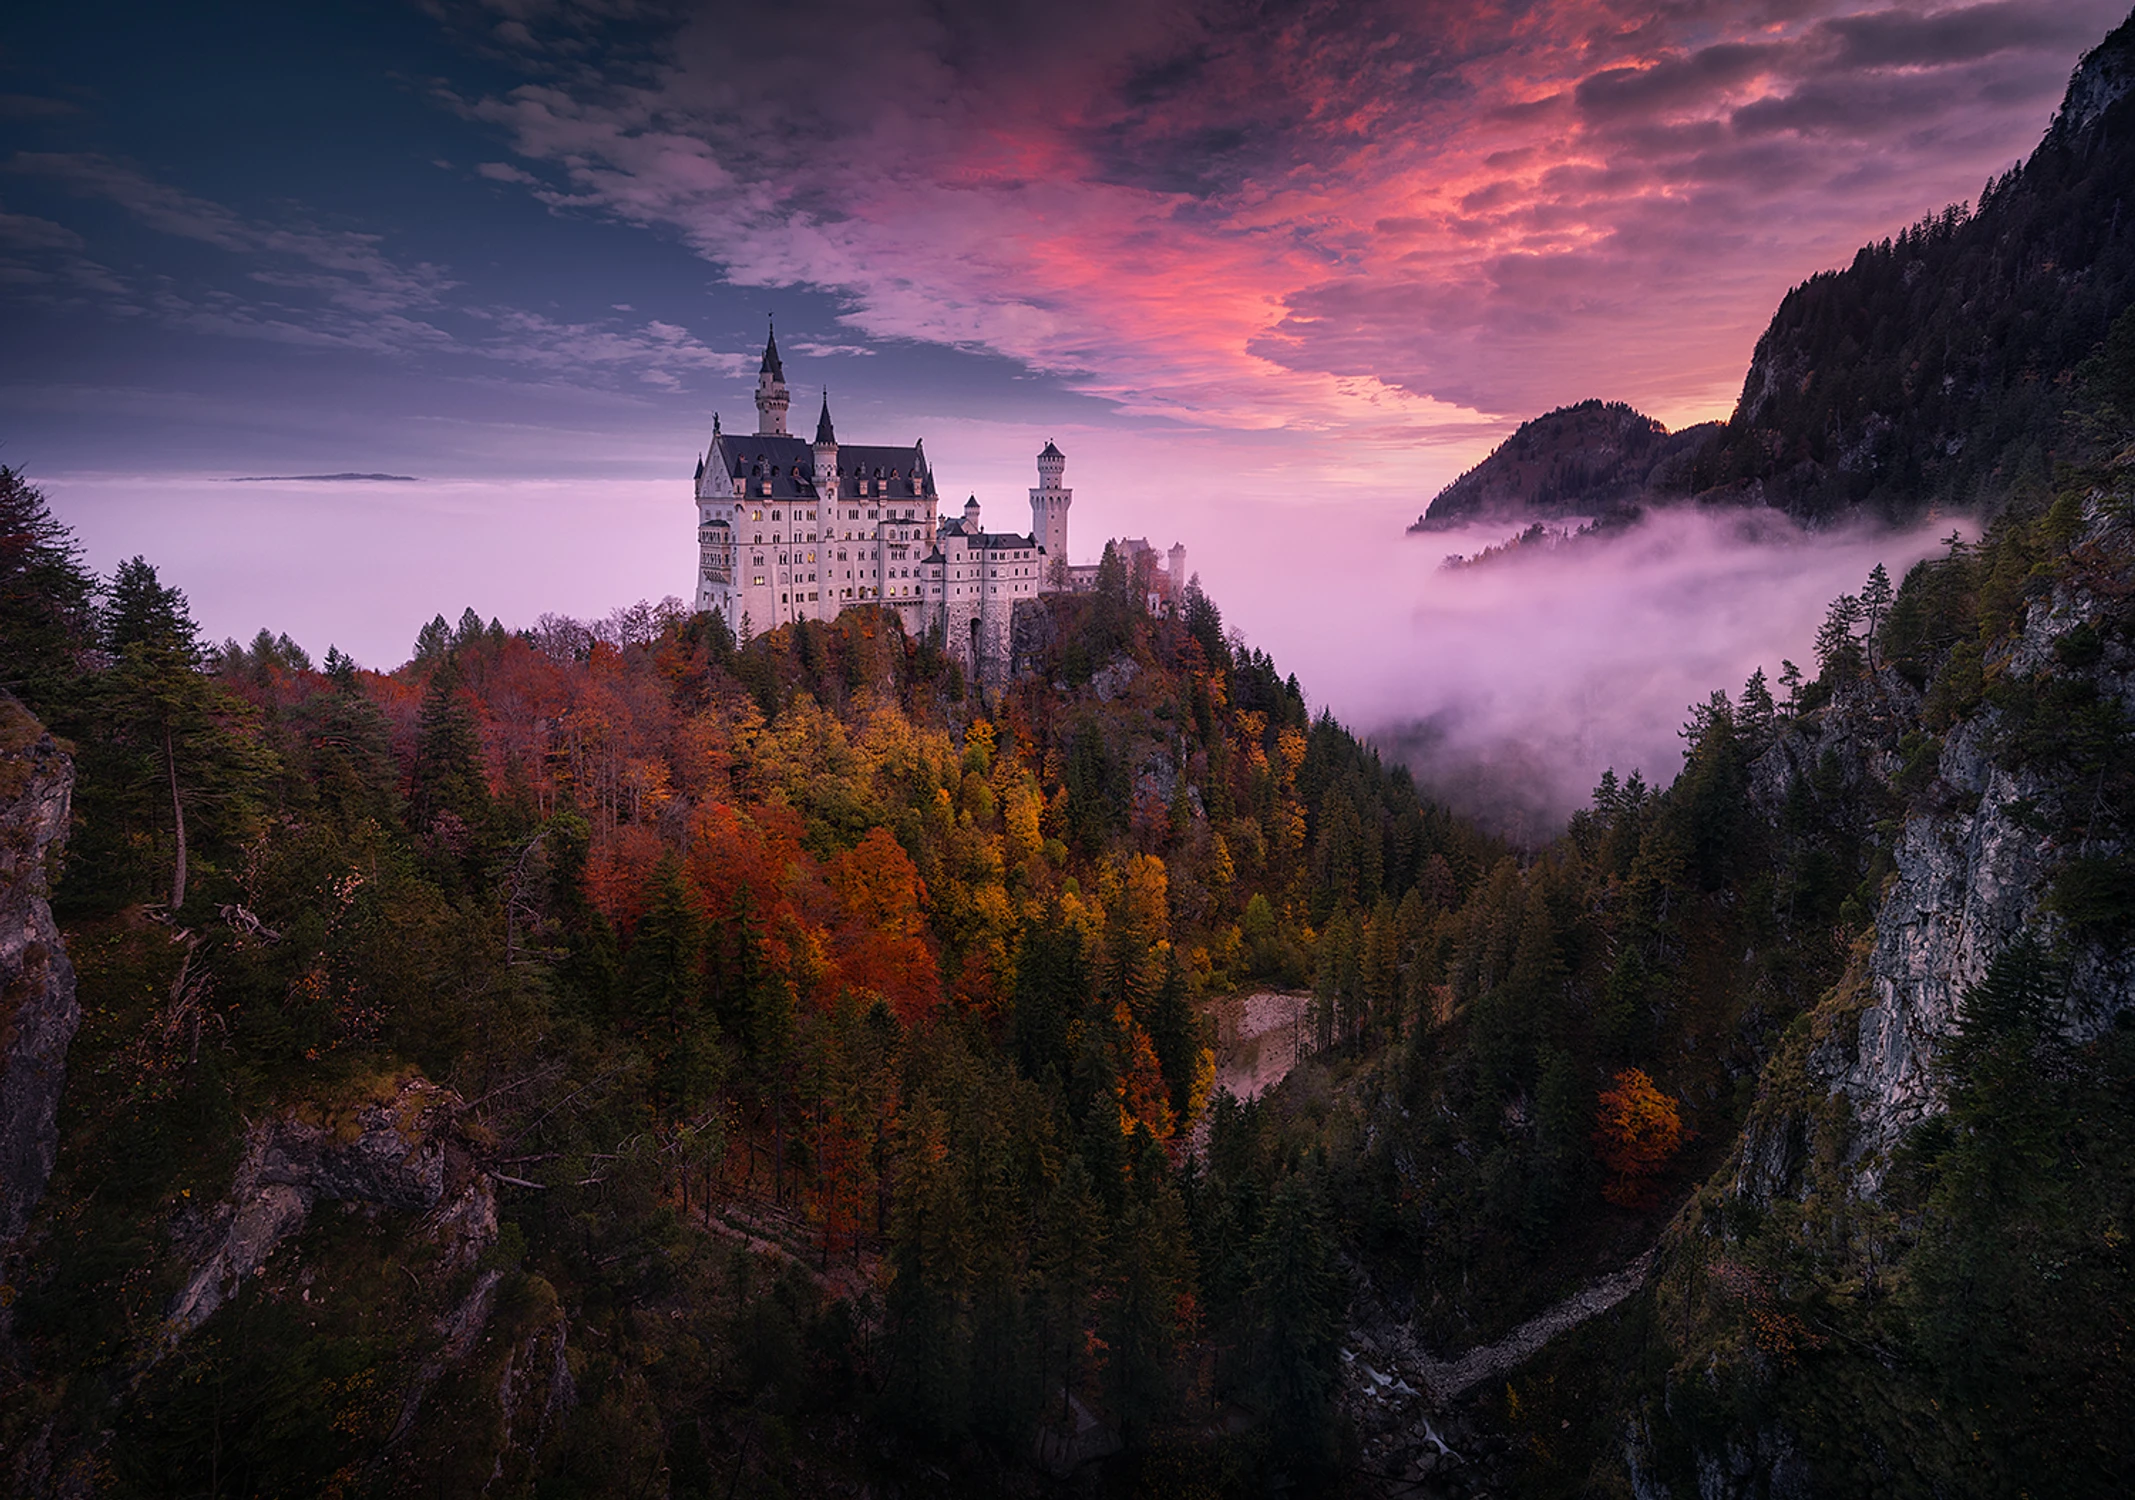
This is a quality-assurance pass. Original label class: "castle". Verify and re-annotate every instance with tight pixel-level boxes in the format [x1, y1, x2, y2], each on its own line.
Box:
[693, 328, 1185, 683]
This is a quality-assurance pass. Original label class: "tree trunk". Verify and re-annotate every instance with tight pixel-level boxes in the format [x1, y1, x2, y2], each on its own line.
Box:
[165, 725, 188, 911]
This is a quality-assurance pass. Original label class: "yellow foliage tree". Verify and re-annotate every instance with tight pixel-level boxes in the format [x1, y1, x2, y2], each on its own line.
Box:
[1593, 1068, 1683, 1207]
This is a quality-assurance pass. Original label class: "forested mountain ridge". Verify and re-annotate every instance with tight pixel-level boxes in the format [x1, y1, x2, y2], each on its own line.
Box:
[1416, 11, 2135, 533]
[1331, 321, 2135, 1494]
[1406, 401, 1718, 532]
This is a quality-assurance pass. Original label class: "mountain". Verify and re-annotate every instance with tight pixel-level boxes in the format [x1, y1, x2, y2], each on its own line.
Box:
[1417, 11, 2135, 531]
[1406, 400, 1719, 532]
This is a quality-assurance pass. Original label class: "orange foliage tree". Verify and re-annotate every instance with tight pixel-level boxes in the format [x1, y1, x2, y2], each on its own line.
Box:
[1592, 1068, 1683, 1206]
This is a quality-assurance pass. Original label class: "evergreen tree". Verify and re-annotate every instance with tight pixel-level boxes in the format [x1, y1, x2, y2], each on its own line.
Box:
[1814, 593, 1867, 684]
[0, 465, 96, 715]
[1737, 667, 1776, 750]
[409, 656, 492, 864]
[412, 612, 451, 662]
[1247, 1171, 1343, 1478]
[88, 558, 271, 911]
[1860, 562, 1895, 666]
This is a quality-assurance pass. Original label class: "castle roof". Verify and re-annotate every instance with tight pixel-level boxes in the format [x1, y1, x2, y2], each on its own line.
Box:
[760, 324, 784, 380]
[1039, 439, 1063, 459]
[712, 432, 935, 502]
[935, 516, 1040, 551]
[815, 391, 836, 446]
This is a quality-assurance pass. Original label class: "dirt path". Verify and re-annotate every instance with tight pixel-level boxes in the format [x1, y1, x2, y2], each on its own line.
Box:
[1402, 1242, 1660, 1400]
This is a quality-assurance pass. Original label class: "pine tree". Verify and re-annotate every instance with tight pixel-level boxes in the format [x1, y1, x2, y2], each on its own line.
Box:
[1777, 658, 1804, 713]
[1737, 667, 1776, 749]
[1814, 593, 1867, 683]
[409, 656, 492, 863]
[0, 465, 96, 715]
[1860, 562, 1895, 666]
[90, 558, 271, 911]
[626, 853, 719, 1112]
[412, 612, 451, 662]
[1247, 1171, 1343, 1477]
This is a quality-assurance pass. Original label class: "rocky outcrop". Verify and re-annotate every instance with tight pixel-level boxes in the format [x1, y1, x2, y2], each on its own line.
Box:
[0, 695, 78, 1248]
[168, 1073, 496, 1338]
[1741, 511, 2135, 1201]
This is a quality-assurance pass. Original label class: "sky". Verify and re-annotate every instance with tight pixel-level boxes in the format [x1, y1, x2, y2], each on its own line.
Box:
[0, 0, 2120, 810]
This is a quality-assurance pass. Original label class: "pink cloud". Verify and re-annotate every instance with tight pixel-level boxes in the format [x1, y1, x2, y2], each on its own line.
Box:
[447, 0, 2119, 446]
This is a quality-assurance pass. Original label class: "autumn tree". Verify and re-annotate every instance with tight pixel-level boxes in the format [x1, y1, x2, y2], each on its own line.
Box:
[1592, 1067, 1683, 1206]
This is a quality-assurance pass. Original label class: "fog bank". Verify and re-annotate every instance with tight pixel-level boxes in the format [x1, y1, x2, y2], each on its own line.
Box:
[1213, 506, 1956, 842]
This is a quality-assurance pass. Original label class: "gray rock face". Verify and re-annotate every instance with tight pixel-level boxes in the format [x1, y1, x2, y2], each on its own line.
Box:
[0, 697, 79, 1248]
[1750, 514, 2135, 1197]
[1090, 654, 1139, 703]
[168, 1075, 495, 1337]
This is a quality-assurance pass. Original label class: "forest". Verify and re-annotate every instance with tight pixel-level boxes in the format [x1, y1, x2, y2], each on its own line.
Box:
[6, 319, 2130, 1490]
[4, 24, 2135, 1481]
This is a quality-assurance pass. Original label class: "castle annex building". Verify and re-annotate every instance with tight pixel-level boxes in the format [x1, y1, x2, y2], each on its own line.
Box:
[693, 329, 1183, 682]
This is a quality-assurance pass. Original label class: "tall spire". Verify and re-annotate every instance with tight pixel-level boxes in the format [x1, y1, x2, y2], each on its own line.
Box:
[815, 389, 836, 446]
[754, 318, 790, 436]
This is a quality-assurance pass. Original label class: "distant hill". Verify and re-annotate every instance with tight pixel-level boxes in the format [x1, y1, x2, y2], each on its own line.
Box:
[1417, 11, 2135, 531]
[1408, 400, 1718, 532]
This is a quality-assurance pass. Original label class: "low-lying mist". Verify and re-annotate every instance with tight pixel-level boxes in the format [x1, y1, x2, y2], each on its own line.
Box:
[1221, 505, 1957, 843]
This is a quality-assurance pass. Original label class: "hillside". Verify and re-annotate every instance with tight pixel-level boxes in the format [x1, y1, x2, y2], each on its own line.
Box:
[1408, 400, 1717, 532]
[0, 483, 1503, 1495]
[1418, 11, 2135, 533]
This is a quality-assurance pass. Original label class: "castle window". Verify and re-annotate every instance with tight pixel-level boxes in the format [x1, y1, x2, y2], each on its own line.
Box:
[753, 575, 765, 586]
[752, 511, 762, 522]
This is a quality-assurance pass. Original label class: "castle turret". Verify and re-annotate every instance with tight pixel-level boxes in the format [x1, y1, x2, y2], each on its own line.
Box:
[1168, 541, 1187, 589]
[754, 322, 789, 436]
[963, 494, 981, 532]
[1029, 439, 1071, 585]
[812, 391, 838, 498]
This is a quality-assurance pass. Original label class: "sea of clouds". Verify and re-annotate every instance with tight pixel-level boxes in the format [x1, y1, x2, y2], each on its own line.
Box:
[1216, 505, 1958, 841]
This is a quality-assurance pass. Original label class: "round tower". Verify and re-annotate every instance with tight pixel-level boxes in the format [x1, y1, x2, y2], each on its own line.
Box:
[1028, 439, 1071, 585]
[754, 322, 789, 436]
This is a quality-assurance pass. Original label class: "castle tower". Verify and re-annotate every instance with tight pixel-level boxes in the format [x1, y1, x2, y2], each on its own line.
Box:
[1168, 541, 1187, 591]
[754, 322, 789, 436]
[1029, 439, 1070, 585]
[812, 390, 838, 499]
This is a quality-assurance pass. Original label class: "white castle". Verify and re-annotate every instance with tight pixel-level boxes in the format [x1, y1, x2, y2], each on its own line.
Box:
[692, 327, 1186, 684]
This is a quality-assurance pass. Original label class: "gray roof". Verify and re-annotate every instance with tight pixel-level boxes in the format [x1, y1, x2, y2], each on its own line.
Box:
[713, 433, 936, 502]
[938, 517, 1040, 549]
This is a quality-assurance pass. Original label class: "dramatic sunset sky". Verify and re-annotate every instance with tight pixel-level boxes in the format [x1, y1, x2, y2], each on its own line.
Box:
[0, 0, 2120, 801]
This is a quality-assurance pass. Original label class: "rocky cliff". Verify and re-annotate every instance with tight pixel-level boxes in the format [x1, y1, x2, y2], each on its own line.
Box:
[1738, 505, 2135, 1204]
[0, 695, 77, 1249]
[1622, 497, 2135, 1497]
